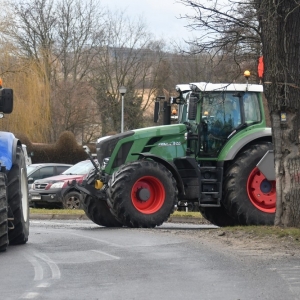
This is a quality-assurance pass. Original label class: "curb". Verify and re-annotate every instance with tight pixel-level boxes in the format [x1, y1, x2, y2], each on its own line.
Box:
[30, 214, 206, 224]
[167, 216, 209, 224]
[30, 214, 89, 220]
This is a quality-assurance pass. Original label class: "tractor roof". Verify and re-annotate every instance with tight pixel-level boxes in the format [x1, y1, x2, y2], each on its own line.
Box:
[175, 84, 191, 93]
[190, 82, 263, 93]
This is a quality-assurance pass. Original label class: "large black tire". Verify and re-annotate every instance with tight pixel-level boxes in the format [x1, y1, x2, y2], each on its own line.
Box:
[223, 142, 275, 225]
[199, 205, 237, 227]
[0, 173, 8, 252]
[107, 160, 178, 228]
[62, 191, 82, 209]
[82, 195, 123, 227]
[7, 145, 29, 245]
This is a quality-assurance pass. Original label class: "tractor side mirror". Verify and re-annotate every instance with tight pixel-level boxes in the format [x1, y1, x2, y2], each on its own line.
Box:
[188, 95, 198, 120]
[0, 88, 13, 114]
[154, 101, 160, 123]
[83, 145, 91, 155]
[154, 96, 165, 123]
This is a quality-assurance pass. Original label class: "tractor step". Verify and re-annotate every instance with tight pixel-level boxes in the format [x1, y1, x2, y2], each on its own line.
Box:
[199, 165, 223, 207]
[199, 193, 220, 207]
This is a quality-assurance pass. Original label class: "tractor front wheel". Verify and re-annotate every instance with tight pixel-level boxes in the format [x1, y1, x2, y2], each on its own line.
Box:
[108, 160, 178, 228]
[82, 195, 123, 227]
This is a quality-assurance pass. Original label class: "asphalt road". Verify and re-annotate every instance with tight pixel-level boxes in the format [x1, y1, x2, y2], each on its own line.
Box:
[1, 219, 299, 300]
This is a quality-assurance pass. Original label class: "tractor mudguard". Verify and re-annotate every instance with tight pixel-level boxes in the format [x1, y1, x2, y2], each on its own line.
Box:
[256, 150, 275, 181]
[135, 153, 185, 195]
[222, 128, 272, 161]
[0, 132, 19, 171]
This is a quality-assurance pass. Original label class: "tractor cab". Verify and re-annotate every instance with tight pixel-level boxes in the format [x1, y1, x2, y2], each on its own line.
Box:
[187, 82, 264, 157]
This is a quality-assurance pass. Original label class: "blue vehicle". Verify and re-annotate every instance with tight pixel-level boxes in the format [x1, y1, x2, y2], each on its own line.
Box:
[0, 81, 29, 252]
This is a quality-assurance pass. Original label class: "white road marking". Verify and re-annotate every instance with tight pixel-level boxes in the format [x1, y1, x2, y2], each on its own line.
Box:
[69, 232, 126, 248]
[36, 282, 51, 288]
[91, 249, 120, 259]
[34, 253, 61, 280]
[20, 292, 39, 299]
[23, 254, 43, 281]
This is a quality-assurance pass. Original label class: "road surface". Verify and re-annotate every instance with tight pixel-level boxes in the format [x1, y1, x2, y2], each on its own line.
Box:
[1, 219, 299, 300]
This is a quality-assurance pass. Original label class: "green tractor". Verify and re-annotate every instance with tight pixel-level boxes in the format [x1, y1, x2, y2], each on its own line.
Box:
[70, 75, 275, 227]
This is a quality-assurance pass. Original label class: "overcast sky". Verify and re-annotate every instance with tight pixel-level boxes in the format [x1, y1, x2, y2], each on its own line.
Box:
[100, 0, 195, 40]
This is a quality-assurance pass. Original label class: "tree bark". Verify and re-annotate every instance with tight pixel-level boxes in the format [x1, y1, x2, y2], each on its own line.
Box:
[256, 0, 300, 227]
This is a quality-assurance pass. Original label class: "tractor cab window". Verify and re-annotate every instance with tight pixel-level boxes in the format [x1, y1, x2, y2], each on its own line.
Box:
[243, 92, 261, 123]
[200, 92, 241, 156]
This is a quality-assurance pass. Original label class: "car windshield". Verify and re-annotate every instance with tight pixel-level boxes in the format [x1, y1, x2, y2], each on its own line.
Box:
[62, 160, 95, 175]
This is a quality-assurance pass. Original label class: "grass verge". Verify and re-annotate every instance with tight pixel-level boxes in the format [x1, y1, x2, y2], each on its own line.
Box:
[30, 208, 85, 215]
[223, 225, 300, 240]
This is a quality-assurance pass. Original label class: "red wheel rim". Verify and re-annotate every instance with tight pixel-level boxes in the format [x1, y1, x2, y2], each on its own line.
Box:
[247, 167, 276, 213]
[131, 176, 165, 214]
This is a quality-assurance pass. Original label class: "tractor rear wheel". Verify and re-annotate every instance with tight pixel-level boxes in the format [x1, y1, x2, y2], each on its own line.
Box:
[199, 205, 237, 227]
[82, 195, 123, 227]
[108, 160, 177, 228]
[0, 173, 8, 251]
[7, 145, 29, 245]
[223, 143, 275, 225]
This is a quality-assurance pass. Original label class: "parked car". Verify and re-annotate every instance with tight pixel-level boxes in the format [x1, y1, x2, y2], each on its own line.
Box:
[27, 163, 73, 188]
[29, 160, 97, 209]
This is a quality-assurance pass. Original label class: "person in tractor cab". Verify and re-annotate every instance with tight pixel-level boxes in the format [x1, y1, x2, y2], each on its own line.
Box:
[201, 95, 241, 153]
[223, 99, 239, 127]
[210, 98, 239, 136]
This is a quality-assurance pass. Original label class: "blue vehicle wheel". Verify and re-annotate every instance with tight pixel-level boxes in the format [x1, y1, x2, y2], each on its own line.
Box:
[7, 145, 29, 245]
[0, 173, 8, 251]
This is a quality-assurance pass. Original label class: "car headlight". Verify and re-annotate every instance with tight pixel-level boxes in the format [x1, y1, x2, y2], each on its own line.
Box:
[49, 181, 65, 189]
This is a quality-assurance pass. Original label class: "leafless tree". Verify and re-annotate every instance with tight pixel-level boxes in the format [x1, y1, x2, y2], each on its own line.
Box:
[7, 0, 57, 80]
[4, 0, 107, 143]
[88, 11, 168, 135]
[255, 0, 300, 227]
[49, 0, 106, 143]
[177, 0, 262, 81]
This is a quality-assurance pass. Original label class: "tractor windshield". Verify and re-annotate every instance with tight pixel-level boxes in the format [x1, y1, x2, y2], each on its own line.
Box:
[199, 91, 261, 156]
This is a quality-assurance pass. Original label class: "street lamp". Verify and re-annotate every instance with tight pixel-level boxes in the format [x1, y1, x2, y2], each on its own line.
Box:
[119, 86, 127, 133]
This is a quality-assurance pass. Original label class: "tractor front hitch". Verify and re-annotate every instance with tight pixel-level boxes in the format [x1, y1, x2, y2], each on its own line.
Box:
[62, 180, 107, 201]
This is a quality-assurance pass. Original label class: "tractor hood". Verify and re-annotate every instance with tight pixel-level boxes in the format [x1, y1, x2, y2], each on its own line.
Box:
[132, 123, 187, 138]
[97, 124, 188, 173]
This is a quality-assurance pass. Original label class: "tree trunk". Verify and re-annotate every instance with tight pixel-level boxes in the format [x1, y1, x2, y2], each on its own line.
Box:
[257, 0, 300, 227]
